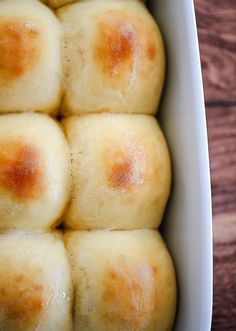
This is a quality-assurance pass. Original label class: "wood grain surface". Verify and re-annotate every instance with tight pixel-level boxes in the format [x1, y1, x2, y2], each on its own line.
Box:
[195, 0, 236, 330]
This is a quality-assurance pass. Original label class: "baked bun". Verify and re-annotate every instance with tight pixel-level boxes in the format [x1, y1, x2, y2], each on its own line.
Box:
[0, 232, 72, 331]
[0, 0, 62, 114]
[63, 114, 171, 230]
[0, 113, 70, 232]
[65, 230, 177, 331]
[57, 0, 165, 115]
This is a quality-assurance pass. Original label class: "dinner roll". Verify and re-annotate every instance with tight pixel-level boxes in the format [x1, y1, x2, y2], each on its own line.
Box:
[63, 114, 171, 230]
[65, 230, 177, 331]
[58, 0, 165, 115]
[0, 232, 73, 331]
[0, 113, 70, 232]
[0, 0, 62, 114]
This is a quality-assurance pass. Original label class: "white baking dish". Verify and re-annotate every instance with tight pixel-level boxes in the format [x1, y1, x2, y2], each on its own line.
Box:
[149, 1, 213, 330]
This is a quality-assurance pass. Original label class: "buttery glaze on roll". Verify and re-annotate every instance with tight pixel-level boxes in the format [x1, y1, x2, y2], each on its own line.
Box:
[57, 0, 165, 115]
[0, 0, 62, 114]
[0, 232, 73, 331]
[63, 114, 171, 230]
[65, 230, 177, 331]
[0, 113, 70, 232]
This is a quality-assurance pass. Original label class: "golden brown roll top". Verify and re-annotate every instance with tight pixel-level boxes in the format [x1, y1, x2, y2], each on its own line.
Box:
[62, 113, 171, 230]
[0, 232, 73, 331]
[0, 113, 70, 232]
[65, 230, 177, 331]
[0, 18, 40, 81]
[57, 0, 165, 115]
[0, 0, 62, 114]
[0, 141, 43, 202]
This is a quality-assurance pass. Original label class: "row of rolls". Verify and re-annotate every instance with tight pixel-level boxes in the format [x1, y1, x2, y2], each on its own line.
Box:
[0, 112, 170, 232]
[0, 0, 177, 331]
[0, 230, 176, 331]
[0, 0, 163, 116]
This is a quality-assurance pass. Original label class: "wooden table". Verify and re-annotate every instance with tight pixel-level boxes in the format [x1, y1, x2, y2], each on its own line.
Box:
[195, 0, 236, 329]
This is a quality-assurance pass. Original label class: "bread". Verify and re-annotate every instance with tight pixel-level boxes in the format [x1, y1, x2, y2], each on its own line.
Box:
[63, 114, 171, 230]
[0, 113, 70, 232]
[65, 230, 177, 331]
[0, 1, 176, 330]
[0, 232, 73, 331]
[57, 0, 165, 115]
[0, 0, 62, 114]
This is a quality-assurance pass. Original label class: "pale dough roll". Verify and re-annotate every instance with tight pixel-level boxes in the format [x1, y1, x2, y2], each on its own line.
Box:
[57, 0, 165, 115]
[65, 230, 177, 331]
[0, 0, 62, 114]
[0, 232, 73, 331]
[63, 113, 171, 230]
[0, 113, 71, 232]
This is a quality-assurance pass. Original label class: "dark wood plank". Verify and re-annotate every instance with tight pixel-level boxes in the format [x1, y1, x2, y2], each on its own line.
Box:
[195, 0, 236, 329]
[207, 106, 236, 216]
[207, 106, 236, 330]
[213, 240, 236, 331]
[195, 0, 236, 103]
